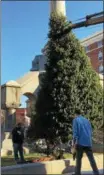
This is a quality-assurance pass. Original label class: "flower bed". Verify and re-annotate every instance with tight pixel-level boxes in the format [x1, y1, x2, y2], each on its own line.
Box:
[32, 156, 55, 163]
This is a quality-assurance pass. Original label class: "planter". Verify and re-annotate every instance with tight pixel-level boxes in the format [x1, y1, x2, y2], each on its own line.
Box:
[1, 159, 74, 174]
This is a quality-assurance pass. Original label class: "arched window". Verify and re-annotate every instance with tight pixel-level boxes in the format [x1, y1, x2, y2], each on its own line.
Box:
[98, 64, 103, 74]
[98, 51, 103, 61]
[97, 41, 102, 48]
[85, 46, 89, 52]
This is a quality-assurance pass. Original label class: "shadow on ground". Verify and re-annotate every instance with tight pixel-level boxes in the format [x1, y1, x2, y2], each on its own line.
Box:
[62, 160, 75, 174]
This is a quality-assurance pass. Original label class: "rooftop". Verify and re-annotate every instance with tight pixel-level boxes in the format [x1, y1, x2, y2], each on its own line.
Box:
[81, 30, 103, 46]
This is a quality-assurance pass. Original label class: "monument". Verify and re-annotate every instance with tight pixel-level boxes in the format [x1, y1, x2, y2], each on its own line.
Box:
[50, 0, 66, 16]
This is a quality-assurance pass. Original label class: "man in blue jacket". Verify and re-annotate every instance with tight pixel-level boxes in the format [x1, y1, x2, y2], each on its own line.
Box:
[72, 109, 99, 175]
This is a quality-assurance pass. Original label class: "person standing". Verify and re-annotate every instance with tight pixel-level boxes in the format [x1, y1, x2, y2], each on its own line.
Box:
[12, 123, 25, 164]
[72, 109, 99, 175]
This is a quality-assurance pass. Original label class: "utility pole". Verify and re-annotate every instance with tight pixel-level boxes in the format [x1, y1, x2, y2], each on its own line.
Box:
[53, 11, 104, 39]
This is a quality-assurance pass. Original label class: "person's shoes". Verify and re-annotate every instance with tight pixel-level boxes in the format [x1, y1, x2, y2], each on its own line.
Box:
[71, 174, 81, 175]
[25, 160, 33, 163]
[16, 160, 26, 164]
[15, 159, 20, 164]
[71, 173, 76, 175]
[20, 160, 26, 164]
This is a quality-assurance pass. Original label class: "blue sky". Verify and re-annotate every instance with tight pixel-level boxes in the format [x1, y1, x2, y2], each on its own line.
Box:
[1, 1, 103, 107]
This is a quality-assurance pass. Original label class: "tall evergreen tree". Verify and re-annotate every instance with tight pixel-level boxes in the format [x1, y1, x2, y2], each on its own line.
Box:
[29, 13, 103, 144]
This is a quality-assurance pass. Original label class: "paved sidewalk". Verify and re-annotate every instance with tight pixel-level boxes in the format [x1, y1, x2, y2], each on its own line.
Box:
[64, 169, 103, 175]
[64, 153, 103, 174]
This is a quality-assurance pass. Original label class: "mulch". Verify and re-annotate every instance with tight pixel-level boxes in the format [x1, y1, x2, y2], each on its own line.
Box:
[18, 156, 55, 164]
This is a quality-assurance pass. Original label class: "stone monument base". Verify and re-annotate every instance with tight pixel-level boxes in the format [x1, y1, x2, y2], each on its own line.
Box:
[1, 132, 13, 156]
[1, 132, 30, 157]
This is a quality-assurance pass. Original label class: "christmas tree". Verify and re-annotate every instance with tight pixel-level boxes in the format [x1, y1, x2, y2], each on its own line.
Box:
[29, 13, 103, 144]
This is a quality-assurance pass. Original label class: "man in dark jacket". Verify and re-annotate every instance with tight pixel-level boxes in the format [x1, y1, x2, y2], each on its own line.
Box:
[12, 123, 25, 163]
[72, 109, 99, 175]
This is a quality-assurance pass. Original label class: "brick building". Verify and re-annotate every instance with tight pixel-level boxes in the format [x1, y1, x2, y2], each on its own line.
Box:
[81, 31, 103, 74]
[16, 108, 27, 124]
[16, 108, 31, 127]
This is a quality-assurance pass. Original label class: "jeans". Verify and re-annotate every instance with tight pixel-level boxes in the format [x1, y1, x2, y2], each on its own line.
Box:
[75, 145, 99, 175]
[13, 143, 25, 162]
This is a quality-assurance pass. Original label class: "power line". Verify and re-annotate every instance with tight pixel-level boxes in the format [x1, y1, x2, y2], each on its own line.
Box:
[73, 25, 103, 32]
[70, 11, 103, 23]
[71, 17, 86, 23]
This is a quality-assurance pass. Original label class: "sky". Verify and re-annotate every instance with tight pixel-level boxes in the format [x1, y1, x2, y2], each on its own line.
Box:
[1, 1, 103, 107]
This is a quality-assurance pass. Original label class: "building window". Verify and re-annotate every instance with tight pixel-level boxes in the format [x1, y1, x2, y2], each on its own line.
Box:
[97, 41, 102, 48]
[98, 64, 103, 74]
[98, 51, 103, 61]
[85, 46, 89, 52]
